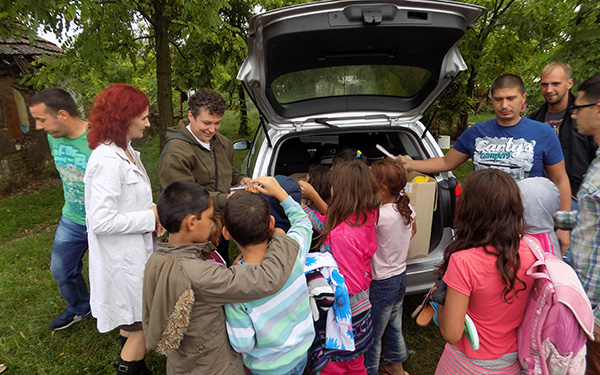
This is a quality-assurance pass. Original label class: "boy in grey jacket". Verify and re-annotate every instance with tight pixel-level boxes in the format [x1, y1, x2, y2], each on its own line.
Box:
[142, 181, 299, 375]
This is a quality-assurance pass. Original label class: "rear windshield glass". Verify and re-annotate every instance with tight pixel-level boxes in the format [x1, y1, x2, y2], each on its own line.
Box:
[271, 65, 431, 104]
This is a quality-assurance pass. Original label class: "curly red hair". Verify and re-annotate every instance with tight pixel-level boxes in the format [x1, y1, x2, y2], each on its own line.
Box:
[87, 83, 149, 150]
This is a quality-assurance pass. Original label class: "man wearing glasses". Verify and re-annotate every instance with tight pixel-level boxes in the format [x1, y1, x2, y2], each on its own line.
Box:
[555, 73, 600, 375]
[529, 62, 597, 221]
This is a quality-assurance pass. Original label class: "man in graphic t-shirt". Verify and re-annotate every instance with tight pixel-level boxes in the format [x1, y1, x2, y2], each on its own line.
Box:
[529, 61, 597, 205]
[29, 88, 92, 330]
[402, 74, 571, 253]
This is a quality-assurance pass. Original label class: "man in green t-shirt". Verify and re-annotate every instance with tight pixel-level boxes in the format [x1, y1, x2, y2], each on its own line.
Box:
[29, 88, 92, 330]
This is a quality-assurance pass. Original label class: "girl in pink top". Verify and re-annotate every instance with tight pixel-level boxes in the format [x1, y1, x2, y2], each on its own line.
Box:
[310, 159, 381, 375]
[365, 159, 415, 375]
[435, 169, 535, 375]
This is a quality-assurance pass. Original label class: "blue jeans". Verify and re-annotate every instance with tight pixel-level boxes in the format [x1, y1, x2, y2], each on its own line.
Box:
[365, 272, 409, 375]
[248, 355, 307, 375]
[50, 216, 90, 316]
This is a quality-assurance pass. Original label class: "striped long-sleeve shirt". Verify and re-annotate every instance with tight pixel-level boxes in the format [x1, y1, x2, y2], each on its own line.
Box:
[555, 149, 600, 327]
[225, 196, 315, 375]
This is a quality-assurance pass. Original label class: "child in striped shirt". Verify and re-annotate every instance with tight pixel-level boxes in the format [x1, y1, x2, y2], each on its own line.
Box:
[223, 177, 315, 375]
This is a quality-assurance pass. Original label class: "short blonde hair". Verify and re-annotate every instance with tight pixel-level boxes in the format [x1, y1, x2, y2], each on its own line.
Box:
[541, 61, 572, 81]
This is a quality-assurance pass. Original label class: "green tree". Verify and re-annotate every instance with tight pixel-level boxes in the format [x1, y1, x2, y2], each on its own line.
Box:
[432, 0, 596, 139]
[171, 0, 310, 137]
[4, 0, 228, 149]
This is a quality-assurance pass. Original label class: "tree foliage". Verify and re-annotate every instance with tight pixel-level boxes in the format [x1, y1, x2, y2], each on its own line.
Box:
[3, 0, 599, 144]
[431, 0, 600, 139]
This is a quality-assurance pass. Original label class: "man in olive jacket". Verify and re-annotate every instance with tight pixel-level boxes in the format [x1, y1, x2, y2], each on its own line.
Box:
[158, 89, 251, 263]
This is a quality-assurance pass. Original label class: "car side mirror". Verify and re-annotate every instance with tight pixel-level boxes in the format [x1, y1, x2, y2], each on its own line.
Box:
[233, 139, 252, 150]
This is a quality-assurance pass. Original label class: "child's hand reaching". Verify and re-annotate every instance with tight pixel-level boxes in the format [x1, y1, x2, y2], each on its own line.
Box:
[299, 180, 329, 214]
[298, 180, 318, 201]
[248, 176, 289, 202]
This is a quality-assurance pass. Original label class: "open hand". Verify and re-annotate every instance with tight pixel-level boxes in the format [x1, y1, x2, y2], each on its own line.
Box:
[248, 176, 288, 202]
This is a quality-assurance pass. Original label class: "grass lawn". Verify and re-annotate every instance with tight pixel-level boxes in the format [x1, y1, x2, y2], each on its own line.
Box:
[0, 185, 445, 374]
[0, 104, 485, 374]
[468, 110, 496, 125]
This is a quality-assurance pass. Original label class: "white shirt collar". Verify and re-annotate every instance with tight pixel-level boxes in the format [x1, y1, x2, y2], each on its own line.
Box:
[186, 124, 210, 151]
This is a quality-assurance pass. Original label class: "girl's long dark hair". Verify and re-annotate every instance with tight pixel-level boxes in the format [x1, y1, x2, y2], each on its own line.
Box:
[307, 164, 331, 204]
[318, 160, 381, 248]
[370, 159, 413, 226]
[437, 169, 526, 303]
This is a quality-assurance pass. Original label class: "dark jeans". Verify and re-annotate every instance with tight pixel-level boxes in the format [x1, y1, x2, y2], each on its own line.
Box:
[50, 216, 90, 316]
[365, 272, 409, 375]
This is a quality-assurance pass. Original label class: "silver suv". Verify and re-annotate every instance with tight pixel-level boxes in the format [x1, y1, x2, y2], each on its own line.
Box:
[234, 0, 485, 294]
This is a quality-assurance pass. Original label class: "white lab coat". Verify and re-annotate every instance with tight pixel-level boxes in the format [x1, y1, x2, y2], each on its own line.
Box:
[84, 142, 156, 333]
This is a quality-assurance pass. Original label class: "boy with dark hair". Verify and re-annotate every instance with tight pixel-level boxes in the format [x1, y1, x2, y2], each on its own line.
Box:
[262, 175, 303, 232]
[223, 177, 314, 375]
[142, 180, 301, 375]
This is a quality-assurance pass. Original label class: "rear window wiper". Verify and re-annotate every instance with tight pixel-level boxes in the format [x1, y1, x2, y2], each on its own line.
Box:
[314, 118, 338, 129]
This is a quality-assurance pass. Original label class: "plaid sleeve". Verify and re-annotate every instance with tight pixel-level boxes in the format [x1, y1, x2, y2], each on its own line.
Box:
[554, 210, 577, 230]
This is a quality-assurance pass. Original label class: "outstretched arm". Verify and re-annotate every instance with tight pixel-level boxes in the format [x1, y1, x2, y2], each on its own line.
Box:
[401, 148, 470, 174]
[299, 180, 329, 214]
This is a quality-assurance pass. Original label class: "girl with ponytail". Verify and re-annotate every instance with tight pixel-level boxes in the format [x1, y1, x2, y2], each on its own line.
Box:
[365, 159, 415, 375]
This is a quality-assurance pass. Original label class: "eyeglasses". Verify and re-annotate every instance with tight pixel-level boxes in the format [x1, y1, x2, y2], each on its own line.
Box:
[569, 102, 600, 113]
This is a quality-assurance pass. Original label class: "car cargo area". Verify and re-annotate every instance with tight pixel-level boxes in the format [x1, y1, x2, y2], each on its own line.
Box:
[271, 129, 456, 259]
[273, 130, 419, 175]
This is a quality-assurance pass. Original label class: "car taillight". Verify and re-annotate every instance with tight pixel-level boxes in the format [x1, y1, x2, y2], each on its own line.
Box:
[454, 182, 462, 222]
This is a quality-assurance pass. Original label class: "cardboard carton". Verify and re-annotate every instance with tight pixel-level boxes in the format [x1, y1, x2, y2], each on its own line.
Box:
[405, 172, 438, 259]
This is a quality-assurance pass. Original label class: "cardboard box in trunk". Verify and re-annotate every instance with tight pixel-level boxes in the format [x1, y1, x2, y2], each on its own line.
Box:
[405, 172, 438, 259]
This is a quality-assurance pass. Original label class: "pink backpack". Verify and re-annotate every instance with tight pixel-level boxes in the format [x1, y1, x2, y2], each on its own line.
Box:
[518, 235, 595, 375]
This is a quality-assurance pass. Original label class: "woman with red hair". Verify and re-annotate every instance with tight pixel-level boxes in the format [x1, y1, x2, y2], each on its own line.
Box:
[84, 83, 161, 375]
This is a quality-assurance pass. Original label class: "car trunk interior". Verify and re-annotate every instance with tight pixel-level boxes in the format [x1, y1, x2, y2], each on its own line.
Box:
[271, 129, 454, 254]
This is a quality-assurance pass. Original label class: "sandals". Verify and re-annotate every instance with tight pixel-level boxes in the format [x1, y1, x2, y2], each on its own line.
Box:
[411, 284, 437, 327]
[416, 303, 436, 327]
[379, 363, 410, 375]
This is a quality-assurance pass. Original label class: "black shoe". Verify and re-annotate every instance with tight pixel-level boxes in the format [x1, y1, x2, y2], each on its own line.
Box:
[115, 358, 152, 375]
[49, 309, 91, 330]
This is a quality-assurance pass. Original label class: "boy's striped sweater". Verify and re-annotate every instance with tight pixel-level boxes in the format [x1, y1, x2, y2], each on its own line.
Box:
[225, 196, 315, 375]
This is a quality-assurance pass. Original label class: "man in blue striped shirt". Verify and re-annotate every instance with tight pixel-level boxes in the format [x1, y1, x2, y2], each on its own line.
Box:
[555, 72, 600, 375]
[223, 177, 314, 375]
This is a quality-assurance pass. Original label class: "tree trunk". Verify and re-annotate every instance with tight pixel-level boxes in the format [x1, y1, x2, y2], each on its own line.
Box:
[453, 61, 479, 139]
[237, 83, 249, 137]
[152, 0, 174, 152]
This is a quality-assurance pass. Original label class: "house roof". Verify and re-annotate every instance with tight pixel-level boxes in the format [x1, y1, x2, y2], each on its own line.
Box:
[0, 36, 62, 57]
[0, 35, 62, 74]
